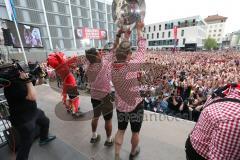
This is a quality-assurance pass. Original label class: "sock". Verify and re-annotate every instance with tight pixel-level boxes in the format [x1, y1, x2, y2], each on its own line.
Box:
[107, 136, 112, 142]
[92, 132, 97, 139]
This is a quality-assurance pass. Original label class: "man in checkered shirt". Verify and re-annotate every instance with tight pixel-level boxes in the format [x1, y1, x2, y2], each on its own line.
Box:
[186, 84, 240, 160]
[111, 21, 146, 160]
[85, 29, 123, 147]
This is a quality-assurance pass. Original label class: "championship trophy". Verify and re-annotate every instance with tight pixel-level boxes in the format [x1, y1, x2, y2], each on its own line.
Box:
[112, 0, 146, 32]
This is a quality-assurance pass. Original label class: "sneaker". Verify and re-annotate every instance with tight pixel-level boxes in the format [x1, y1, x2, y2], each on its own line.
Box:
[104, 138, 114, 147]
[129, 147, 140, 160]
[39, 135, 56, 146]
[90, 134, 101, 144]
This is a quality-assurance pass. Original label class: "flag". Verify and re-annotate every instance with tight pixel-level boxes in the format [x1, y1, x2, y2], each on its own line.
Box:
[4, 0, 17, 21]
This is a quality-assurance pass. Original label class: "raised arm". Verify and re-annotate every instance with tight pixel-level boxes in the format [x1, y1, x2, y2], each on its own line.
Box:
[134, 21, 146, 63]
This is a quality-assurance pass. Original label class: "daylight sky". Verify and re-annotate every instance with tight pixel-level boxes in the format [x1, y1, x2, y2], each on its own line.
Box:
[107, 0, 240, 34]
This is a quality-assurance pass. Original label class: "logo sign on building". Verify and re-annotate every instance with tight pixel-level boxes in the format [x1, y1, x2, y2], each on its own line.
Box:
[75, 27, 107, 40]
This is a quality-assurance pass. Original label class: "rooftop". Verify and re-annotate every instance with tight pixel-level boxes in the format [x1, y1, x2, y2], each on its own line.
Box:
[204, 14, 228, 23]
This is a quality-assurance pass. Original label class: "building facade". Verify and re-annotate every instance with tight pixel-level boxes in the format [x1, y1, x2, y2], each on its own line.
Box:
[144, 16, 207, 51]
[222, 31, 240, 50]
[204, 14, 227, 44]
[0, 0, 120, 54]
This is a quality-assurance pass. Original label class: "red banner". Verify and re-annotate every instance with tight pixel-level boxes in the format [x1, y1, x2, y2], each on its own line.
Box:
[75, 27, 107, 40]
[173, 26, 178, 39]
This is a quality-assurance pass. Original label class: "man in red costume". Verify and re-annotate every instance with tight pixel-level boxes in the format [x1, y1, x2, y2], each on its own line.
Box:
[47, 52, 80, 116]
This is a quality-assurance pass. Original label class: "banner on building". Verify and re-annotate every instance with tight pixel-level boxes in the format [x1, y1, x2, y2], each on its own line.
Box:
[173, 26, 178, 40]
[75, 27, 107, 40]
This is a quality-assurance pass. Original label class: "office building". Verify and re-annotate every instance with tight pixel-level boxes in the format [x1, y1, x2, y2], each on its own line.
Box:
[144, 16, 207, 51]
[0, 0, 120, 54]
[205, 14, 227, 44]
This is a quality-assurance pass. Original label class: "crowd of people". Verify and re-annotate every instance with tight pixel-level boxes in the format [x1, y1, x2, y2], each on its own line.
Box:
[139, 51, 240, 121]
[40, 49, 240, 122]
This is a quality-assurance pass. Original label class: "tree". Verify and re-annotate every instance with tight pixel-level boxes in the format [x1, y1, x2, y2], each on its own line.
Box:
[204, 37, 218, 50]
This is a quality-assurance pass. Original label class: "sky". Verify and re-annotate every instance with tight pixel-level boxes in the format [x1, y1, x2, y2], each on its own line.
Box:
[108, 0, 240, 34]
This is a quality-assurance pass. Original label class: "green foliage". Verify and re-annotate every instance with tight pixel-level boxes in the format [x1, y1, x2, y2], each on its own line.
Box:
[204, 37, 218, 50]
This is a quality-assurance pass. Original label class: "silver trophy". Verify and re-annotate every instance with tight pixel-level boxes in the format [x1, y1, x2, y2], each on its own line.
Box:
[112, 0, 146, 31]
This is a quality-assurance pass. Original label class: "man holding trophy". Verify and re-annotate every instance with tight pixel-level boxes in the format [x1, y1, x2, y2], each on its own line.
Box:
[111, 0, 146, 159]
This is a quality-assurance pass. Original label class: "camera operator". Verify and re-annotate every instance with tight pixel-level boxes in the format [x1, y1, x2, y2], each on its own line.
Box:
[3, 70, 56, 160]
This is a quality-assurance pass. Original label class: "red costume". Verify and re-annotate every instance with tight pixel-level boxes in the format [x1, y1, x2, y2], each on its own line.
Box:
[47, 52, 80, 114]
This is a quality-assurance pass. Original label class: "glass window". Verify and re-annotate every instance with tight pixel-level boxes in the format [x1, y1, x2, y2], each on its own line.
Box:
[183, 38, 186, 45]
[163, 40, 166, 45]
[214, 30, 216, 32]
[152, 33, 154, 39]
[154, 25, 155, 31]
[147, 34, 149, 39]
[149, 26, 151, 32]
[168, 31, 171, 38]
[91, 0, 96, 9]
[181, 30, 184, 37]
[81, 8, 89, 18]
[157, 33, 159, 38]
[219, 29, 222, 32]
[162, 32, 165, 38]
[97, 2, 104, 11]
[80, 0, 88, 7]
[159, 25, 161, 31]
[218, 34, 221, 37]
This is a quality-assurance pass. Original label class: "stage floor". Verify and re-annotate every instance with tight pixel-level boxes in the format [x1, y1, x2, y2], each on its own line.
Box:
[1, 85, 195, 160]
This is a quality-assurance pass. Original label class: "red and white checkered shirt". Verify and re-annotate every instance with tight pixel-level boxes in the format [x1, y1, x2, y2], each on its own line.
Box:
[190, 86, 240, 160]
[112, 37, 146, 112]
[86, 52, 113, 100]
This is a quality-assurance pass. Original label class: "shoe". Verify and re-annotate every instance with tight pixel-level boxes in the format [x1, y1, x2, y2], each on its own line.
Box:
[72, 111, 84, 117]
[129, 147, 140, 160]
[104, 138, 114, 147]
[90, 134, 101, 144]
[39, 135, 56, 146]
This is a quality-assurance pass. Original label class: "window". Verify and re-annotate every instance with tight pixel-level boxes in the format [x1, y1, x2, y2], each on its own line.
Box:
[214, 30, 216, 32]
[162, 32, 165, 38]
[171, 23, 174, 29]
[149, 26, 151, 32]
[219, 29, 222, 32]
[209, 30, 212, 33]
[143, 27, 146, 32]
[218, 34, 221, 37]
[159, 25, 161, 31]
[183, 38, 186, 45]
[152, 33, 154, 39]
[193, 19, 196, 26]
[185, 20, 188, 27]
[181, 30, 184, 37]
[213, 34, 216, 37]
[147, 34, 149, 39]
[165, 24, 167, 30]
[157, 33, 159, 38]
[178, 21, 180, 27]
[168, 31, 171, 38]
[154, 25, 156, 31]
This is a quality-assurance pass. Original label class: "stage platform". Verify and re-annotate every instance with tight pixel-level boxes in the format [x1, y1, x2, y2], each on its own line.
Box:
[0, 85, 195, 160]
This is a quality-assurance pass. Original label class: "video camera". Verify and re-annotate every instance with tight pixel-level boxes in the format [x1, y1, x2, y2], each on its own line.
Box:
[0, 60, 45, 87]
